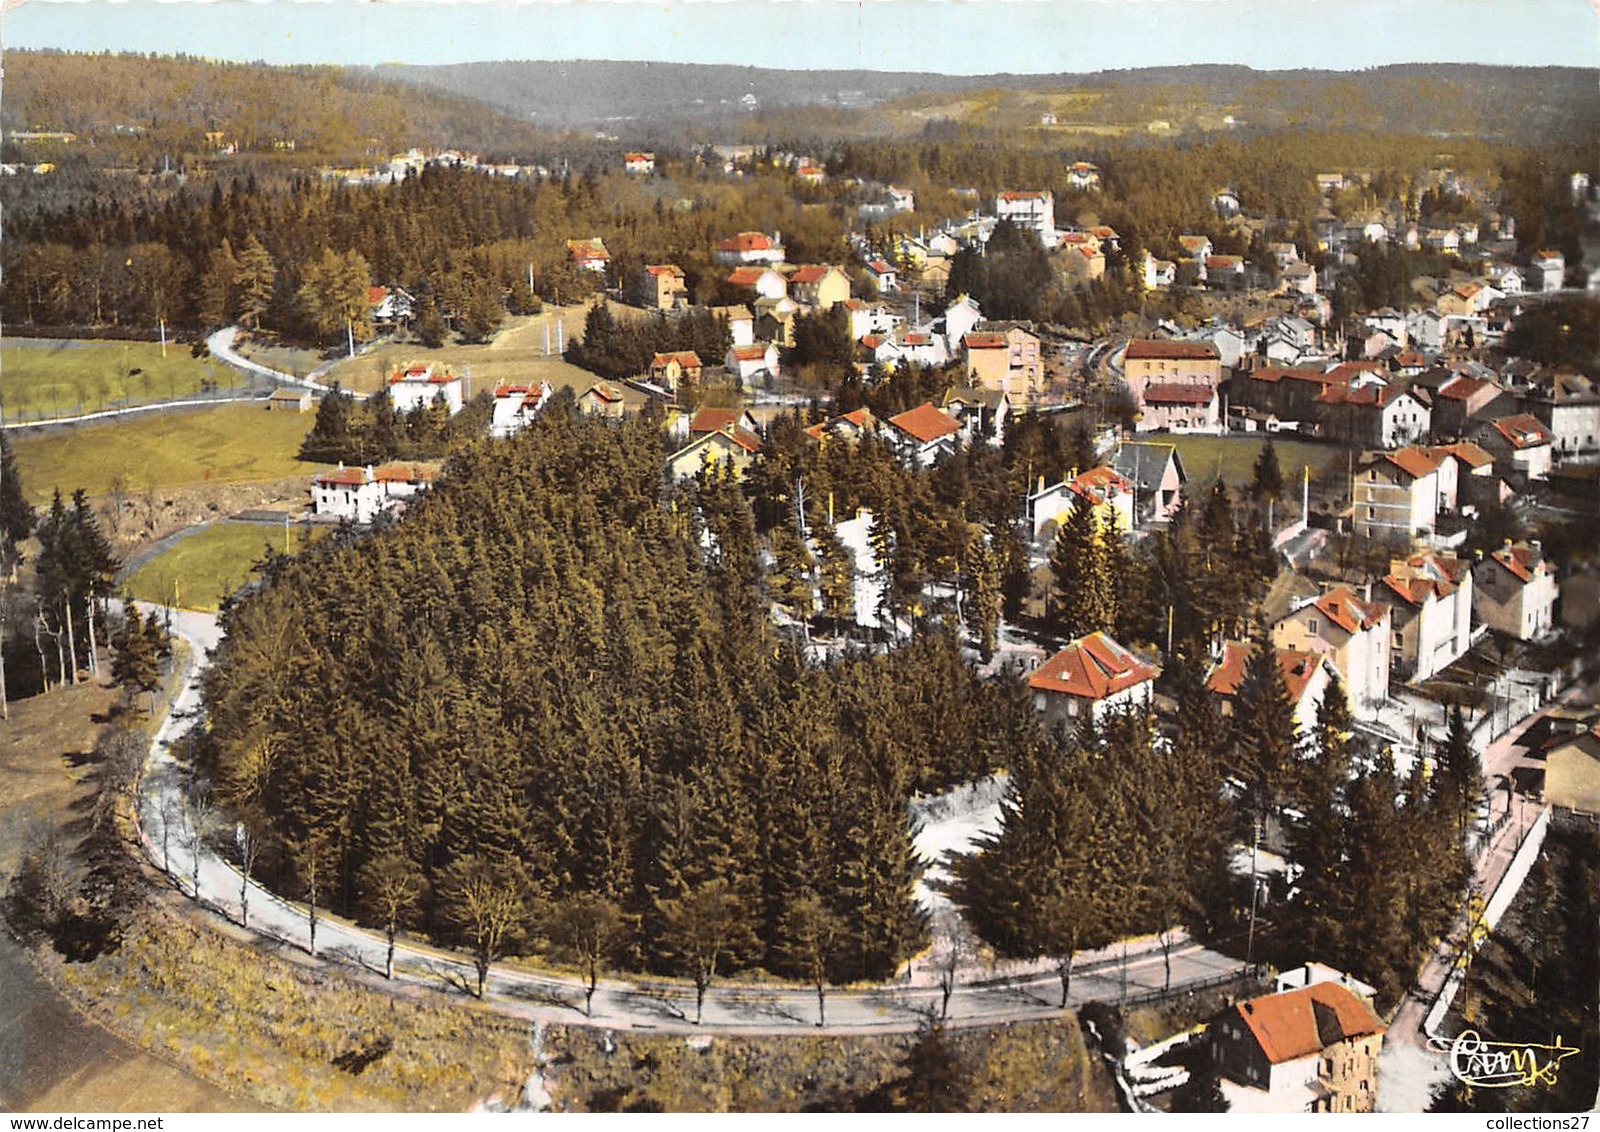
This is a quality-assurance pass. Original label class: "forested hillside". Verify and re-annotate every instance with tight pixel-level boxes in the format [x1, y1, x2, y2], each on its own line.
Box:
[198, 409, 1035, 983]
[1, 50, 568, 167]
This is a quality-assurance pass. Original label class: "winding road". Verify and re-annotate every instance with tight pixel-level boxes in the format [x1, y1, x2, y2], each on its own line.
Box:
[133, 604, 1250, 1035]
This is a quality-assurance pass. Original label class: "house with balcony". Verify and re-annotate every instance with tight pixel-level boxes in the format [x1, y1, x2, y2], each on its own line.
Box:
[1210, 981, 1385, 1113]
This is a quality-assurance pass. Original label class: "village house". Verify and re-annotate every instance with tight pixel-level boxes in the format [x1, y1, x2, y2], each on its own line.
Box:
[566, 237, 611, 274]
[1234, 365, 1343, 425]
[1474, 540, 1558, 641]
[785, 264, 852, 311]
[387, 362, 464, 416]
[1532, 249, 1566, 293]
[865, 258, 899, 294]
[1178, 234, 1213, 278]
[842, 299, 899, 340]
[666, 424, 762, 482]
[648, 350, 703, 393]
[1472, 414, 1553, 480]
[1430, 375, 1504, 441]
[1544, 724, 1600, 814]
[1526, 371, 1600, 458]
[1205, 641, 1337, 738]
[1315, 383, 1431, 449]
[795, 162, 826, 185]
[1213, 188, 1242, 217]
[1271, 587, 1391, 720]
[714, 230, 786, 266]
[633, 264, 689, 311]
[940, 388, 1010, 447]
[995, 190, 1056, 243]
[1210, 981, 1385, 1113]
[1280, 261, 1318, 297]
[1028, 631, 1160, 730]
[726, 342, 780, 386]
[488, 381, 554, 439]
[1375, 551, 1474, 682]
[623, 151, 656, 175]
[884, 402, 963, 468]
[577, 381, 630, 419]
[1111, 440, 1187, 525]
[944, 294, 985, 349]
[726, 265, 788, 302]
[1121, 339, 1223, 434]
[367, 285, 415, 326]
[1061, 243, 1107, 286]
[960, 325, 1043, 400]
[1027, 465, 1135, 543]
[311, 462, 438, 524]
[1066, 161, 1102, 191]
[1351, 447, 1457, 542]
[266, 388, 314, 413]
[754, 296, 801, 347]
[1143, 253, 1177, 290]
[804, 407, 879, 445]
[712, 304, 756, 347]
[1486, 263, 1524, 295]
[1205, 255, 1248, 290]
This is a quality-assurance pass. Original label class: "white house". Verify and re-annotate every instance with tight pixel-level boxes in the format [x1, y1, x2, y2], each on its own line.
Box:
[865, 258, 899, 294]
[884, 402, 962, 468]
[944, 294, 984, 349]
[726, 342, 780, 386]
[1211, 982, 1385, 1113]
[1474, 540, 1559, 641]
[388, 362, 464, 416]
[1377, 552, 1474, 682]
[1533, 249, 1566, 292]
[1271, 587, 1392, 721]
[995, 190, 1056, 244]
[311, 462, 437, 524]
[488, 381, 554, 439]
[715, 230, 786, 266]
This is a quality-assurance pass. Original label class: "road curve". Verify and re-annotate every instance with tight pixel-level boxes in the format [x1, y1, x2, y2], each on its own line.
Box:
[133, 603, 1250, 1034]
[205, 327, 333, 394]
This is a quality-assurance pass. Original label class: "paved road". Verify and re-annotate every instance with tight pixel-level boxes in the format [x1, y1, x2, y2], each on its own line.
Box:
[206, 327, 334, 393]
[133, 605, 1251, 1034]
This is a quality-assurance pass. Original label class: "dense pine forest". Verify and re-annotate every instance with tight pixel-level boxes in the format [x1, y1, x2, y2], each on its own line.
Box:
[198, 410, 1036, 982]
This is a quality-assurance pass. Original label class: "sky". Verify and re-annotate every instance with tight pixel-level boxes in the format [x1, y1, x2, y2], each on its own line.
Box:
[3, 0, 1598, 75]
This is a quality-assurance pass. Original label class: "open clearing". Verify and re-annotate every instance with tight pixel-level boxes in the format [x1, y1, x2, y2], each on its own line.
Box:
[124, 521, 323, 611]
[1164, 434, 1347, 493]
[9, 403, 321, 504]
[1, 339, 253, 421]
[243, 304, 640, 396]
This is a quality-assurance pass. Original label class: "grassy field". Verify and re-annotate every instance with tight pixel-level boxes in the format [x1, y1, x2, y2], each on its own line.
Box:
[1, 339, 252, 420]
[1164, 434, 1347, 493]
[237, 304, 640, 397]
[124, 521, 322, 611]
[10, 403, 321, 504]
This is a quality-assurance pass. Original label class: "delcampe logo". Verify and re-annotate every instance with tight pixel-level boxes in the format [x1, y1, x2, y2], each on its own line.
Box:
[1431, 1029, 1580, 1089]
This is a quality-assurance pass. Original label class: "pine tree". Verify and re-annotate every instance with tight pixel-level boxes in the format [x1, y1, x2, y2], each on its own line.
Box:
[1284, 675, 1355, 960]
[1251, 437, 1285, 502]
[1049, 501, 1114, 640]
[300, 383, 358, 463]
[232, 234, 276, 331]
[0, 433, 36, 548]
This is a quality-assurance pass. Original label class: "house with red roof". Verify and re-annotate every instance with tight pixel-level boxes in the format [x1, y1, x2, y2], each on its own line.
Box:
[1374, 551, 1474, 681]
[940, 388, 1010, 447]
[666, 423, 762, 482]
[489, 380, 554, 439]
[714, 230, 786, 266]
[1209, 981, 1385, 1112]
[784, 264, 851, 311]
[1351, 446, 1456, 543]
[387, 362, 464, 417]
[633, 264, 689, 311]
[1314, 382, 1430, 448]
[1472, 413, 1553, 480]
[884, 402, 962, 468]
[367, 285, 414, 326]
[577, 381, 630, 419]
[804, 407, 879, 445]
[1532, 249, 1565, 293]
[1027, 465, 1135, 543]
[1474, 540, 1558, 641]
[1205, 641, 1337, 738]
[623, 151, 655, 175]
[865, 258, 899, 295]
[1122, 339, 1223, 434]
[1028, 631, 1160, 729]
[726, 342, 780, 387]
[961, 326, 1043, 401]
[725, 265, 788, 301]
[566, 237, 611, 274]
[994, 190, 1056, 243]
[311, 461, 439, 524]
[1271, 587, 1391, 720]
[1061, 242, 1107, 287]
[1430, 374, 1504, 440]
[648, 350, 703, 394]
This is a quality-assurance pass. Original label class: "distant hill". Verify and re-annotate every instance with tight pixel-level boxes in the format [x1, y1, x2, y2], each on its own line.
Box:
[375, 59, 1600, 148]
[1, 50, 572, 165]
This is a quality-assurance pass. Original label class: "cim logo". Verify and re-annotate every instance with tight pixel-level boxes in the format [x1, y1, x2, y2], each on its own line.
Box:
[1432, 1030, 1580, 1089]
